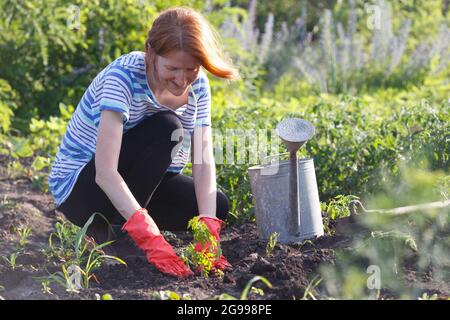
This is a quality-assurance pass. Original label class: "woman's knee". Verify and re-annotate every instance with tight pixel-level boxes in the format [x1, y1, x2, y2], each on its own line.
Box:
[141, 111, 183, 142]
[216, 191, 230, 221]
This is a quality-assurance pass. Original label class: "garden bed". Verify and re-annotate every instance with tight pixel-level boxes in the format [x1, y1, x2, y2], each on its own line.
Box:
[0, 173, 448, 300]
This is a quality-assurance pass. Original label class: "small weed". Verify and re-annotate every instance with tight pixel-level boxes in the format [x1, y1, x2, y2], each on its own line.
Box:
[37, 212, 126, 292]
[46, 218, 79, 261]
[0, 195, 19, 210]
[17, 226, 32, 247]
[250, 286, 265, 297]
[1, 250, 22, 271]
[0, 225, 32, 271]
[240, 275, 272, 300]
[418, 292, 438, 300]
[212, 293, 238, 300]
[265, 232, 279, 257]
[31, 174, 48, 192]
[40, 279, 54, 295]
[321, 195, 359, 235]
[151, 290, 191, 300]
[301, 275, 323, 300]
[212, 275, 272, 300]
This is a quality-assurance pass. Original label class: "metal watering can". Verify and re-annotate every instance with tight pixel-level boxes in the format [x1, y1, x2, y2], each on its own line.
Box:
[248, 118, 324, 243]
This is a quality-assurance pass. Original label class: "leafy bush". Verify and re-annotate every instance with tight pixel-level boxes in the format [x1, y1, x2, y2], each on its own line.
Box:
[210, 93, 448, 219]
[320, 166, 449, 299]
[0, 79, 18, 134]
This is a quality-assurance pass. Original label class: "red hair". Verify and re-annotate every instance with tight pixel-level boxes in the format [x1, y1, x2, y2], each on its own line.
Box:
[145, 7, 239, 79]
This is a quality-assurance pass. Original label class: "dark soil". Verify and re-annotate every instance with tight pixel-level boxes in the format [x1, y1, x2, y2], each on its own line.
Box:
[0, 167, 448, 300]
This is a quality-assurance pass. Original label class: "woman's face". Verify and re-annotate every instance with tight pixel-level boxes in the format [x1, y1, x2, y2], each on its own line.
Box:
[151, 50, 201, 96]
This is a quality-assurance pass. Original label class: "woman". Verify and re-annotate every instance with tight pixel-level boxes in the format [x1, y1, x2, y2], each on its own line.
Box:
[48, 7, 238, 277]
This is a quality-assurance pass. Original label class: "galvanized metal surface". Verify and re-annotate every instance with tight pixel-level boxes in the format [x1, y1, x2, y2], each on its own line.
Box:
[276, 118, 315, 143]
[248, 158, 324, 243]
[275, 118, 316, 240]
[289, 154, 300, 235]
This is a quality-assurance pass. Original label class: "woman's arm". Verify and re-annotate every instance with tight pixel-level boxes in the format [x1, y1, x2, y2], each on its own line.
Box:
[95, 110, 142, 221]
[192, 125, 217, 218]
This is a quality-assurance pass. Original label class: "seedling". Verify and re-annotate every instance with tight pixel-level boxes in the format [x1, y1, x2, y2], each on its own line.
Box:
[418, 292, 438, 300]
[40, 279, 53, 295]
[17, 226, 32, 247]
[80, 240, 126, 289]
[211, 276, 273, 300]
[182, 216, 221, 277]
[301, 275, 323, 300]
[36, 264, 82, 293]
[37, 212, 126, 292]
[240, 275, 272, 300]
[250, 286, 265, 297]
[321, 195, 359, 235]
[0, 225, 32, 271]
[151, 290, 191, 300]
[0, 195, 19, 210]
[212, 293, 238, 300]
[47, 219, 79, 261]
[1, 250, 22, 271]
[265, 232, 279, 257]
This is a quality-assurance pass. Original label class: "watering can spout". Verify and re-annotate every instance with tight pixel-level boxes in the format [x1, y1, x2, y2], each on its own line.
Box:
[276, 118, 315, 237]
[281, 140, 307, 154]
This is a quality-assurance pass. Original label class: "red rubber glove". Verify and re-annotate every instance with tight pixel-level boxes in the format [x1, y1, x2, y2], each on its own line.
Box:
[122, 208, 193, 277]
[194, 216, 232, 271]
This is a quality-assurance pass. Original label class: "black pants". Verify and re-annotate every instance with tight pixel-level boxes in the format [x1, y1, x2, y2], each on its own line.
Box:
[56, 111, 229, 241]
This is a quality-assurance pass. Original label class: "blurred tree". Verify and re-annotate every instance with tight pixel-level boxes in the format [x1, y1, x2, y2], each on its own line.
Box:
[230, 0, 337, 34]
[0, 0, 208, 132]
[443, 0, 450, 15]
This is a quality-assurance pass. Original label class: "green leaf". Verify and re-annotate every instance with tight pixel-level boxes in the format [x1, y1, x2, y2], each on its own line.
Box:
[240, 276, 272, 300]
[12, 138, 33, 158]
[31, 156, 49, 171]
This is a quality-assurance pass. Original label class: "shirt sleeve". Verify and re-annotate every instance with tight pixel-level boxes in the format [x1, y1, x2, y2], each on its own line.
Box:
[195, 73, 212, 127]
[97, 66, 133, 125]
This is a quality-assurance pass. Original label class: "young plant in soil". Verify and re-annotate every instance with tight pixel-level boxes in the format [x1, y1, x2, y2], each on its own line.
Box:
[321, 195, 359, 235]
[1, 225, 32, 271]
[1, 251, 21, 271]
[0, 195, 19, 210]
[240, 275, 272, 300]
[151, 290, 192, 300]
[37, 212, 126, 293]
[212, 275, 273, 300]
[17, 226, 32, 247]
[265, 232, 279, 257]
[182, 216, 222, 277]
[301, 275, 323, 300]
[46, 218, 80, 262]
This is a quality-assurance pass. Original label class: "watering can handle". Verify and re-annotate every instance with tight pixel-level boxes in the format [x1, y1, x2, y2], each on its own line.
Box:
[261, 152, 290, 165]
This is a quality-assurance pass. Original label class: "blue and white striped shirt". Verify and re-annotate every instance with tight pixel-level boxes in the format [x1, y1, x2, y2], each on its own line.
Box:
[48, 51, 212, 206]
